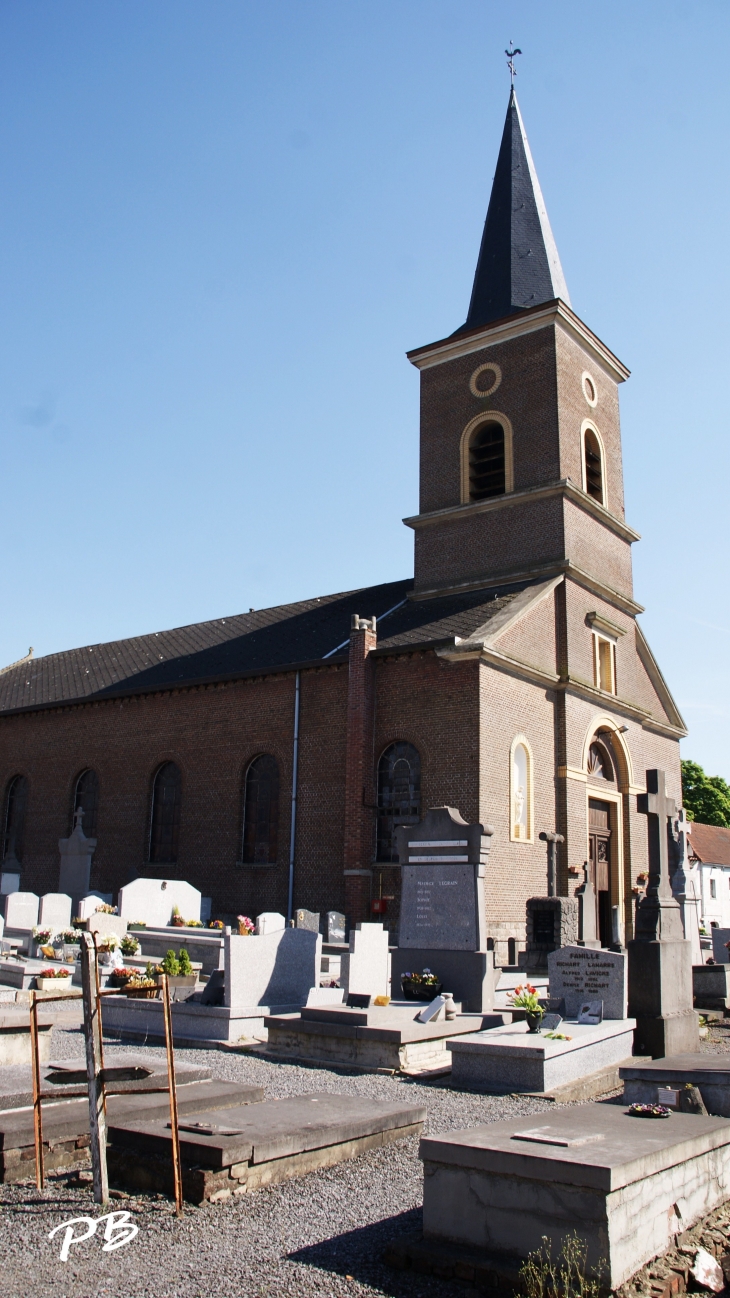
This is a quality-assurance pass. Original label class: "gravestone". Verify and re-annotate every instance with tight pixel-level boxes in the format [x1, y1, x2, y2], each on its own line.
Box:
[326, 911, 346, 943]
[548, 945, 627, 1019]
[255, 912, 286, 935]
[117, 878, 201, 927]
[4, 892, 39, 931]
[58, 808, 96, 910]
[522, 831, 578, 972]
[628, 769, 699, 1058]
[391, 806, 495, 1013]
[671, 808, 703, 967]
[38, 893, 72, 932]
[295, 908, 320, 933]
[225, 927, 321, 1011]
[711, 930, 730, 964]
[77, 894, 113, 920]
[200, 896, 212, 925]
[0, 856, 21, 896]
[340, 923, 390, 999]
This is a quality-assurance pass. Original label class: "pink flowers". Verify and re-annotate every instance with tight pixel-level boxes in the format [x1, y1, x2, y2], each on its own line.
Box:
[237, 915, 255, 936]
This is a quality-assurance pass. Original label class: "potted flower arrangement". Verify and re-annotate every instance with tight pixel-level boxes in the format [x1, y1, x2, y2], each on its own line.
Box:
[122, 967, 158, 999]
[400, 968, 442, 1001]
[170, 905, 186, 928]
[186, 919, 203, 927]
[127, 921, 147, 931]
[36, 967, 73, 992]
[237, 915, 255, 936]
[32, 928, 53, 958]
[97, 934, 119, 965]
[208, 919, 224, 930]
[120, 933, 140, 957]
[59, 929, 82, 960]
[507, 983, 544, 1033]
[95, 903, 118, 915]
[108, 966, 139, 987]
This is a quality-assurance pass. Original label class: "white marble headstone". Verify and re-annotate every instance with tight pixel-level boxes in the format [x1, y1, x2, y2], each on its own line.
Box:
[117, 878, 201, 927]
[225, 928, 321, 1010]
[77, 894, 112, 920]
[38, 893, 72, 931]
[548, 945, 627, 1019]
[4, 891, 39, 930]
[340, 922, 390, 999]
[255, 912, 286, 935]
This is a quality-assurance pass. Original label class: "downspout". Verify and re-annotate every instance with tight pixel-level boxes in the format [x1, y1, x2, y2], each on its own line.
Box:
[286, 670, 301, 923]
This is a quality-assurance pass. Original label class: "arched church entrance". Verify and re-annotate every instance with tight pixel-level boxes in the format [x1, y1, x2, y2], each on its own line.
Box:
[582, 724, 631, 947]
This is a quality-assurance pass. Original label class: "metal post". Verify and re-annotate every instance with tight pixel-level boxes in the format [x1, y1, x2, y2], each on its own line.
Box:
[30, 990, 44, 1190]
[287, 669, 301, 924]
[90, 929, 107, 1118]
[80, 932, 108, 1204]
[161, 974, 183, 1214]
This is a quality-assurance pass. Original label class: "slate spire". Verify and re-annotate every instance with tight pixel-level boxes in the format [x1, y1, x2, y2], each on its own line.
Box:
[460, 88, 570, 332]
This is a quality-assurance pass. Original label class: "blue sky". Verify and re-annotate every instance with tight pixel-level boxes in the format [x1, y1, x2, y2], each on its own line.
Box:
[0, 1, 728, 777]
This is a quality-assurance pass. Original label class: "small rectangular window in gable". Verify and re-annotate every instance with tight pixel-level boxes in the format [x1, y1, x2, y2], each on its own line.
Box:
[593, 634, 616, 694]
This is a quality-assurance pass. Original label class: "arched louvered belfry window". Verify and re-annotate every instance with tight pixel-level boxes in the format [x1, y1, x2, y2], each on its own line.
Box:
[468, 420, 506, 501]
[241, 755, 280, 864]
[72, 769, 99, 838]
[377, 742, 421, 863]
[2, 775, 28, 863]
[583, 427, 604, 504]
[148, 762, 182, 864]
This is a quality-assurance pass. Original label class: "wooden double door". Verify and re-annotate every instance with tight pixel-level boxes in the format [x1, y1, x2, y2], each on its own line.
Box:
[588, 798, 612, 947]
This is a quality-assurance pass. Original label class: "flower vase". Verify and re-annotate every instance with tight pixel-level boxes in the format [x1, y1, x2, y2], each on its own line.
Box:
[525, 1012, 542, 1034]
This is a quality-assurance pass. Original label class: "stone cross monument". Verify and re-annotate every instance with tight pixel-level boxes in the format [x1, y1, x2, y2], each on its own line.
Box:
[58, 808, 97, 914]
[670, 807, 702, 967]
[522, 830, 577, 972]
[628, 769, 698, 1058]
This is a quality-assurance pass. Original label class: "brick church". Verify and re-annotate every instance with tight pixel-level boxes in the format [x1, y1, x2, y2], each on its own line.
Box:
[0, 90, 686, 960]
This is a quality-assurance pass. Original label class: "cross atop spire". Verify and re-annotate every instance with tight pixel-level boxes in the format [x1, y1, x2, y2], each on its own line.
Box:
[457, 89, 571, 334]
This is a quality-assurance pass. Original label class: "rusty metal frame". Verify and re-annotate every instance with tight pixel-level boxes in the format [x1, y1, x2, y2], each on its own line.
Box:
[30, 965, 185, 1211]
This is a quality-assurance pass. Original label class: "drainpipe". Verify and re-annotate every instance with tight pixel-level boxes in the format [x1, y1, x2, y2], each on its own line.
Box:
[286, 671, 301, 924]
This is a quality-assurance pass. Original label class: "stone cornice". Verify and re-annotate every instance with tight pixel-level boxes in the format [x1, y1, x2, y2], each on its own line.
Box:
[409, 558, 643, 619]
[406, 300, 631, 383]
[403, 478, 640, 545]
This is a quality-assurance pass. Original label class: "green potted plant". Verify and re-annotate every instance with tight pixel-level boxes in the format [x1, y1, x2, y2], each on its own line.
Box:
[36, 967, 74, 993]
[154, 948, 196, 990]
[400, 968, 442, 1001]
[170, 905, 185, 928]
[120, 933, 140, 957]
[507, 983, 544, 1033]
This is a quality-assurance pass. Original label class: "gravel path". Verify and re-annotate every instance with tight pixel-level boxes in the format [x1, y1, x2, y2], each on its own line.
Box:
[0, 1025, 557, 1298]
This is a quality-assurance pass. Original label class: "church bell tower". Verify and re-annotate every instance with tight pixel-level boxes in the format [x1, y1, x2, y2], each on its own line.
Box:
[405, 89, 639, 620]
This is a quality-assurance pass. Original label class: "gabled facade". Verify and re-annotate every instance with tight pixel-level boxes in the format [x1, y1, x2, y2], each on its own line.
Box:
[0, 91, 685, 957]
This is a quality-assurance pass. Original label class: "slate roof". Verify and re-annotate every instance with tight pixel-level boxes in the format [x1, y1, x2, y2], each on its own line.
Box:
[0, 577, 534, 715]
[688, 822, 730, 868]
[459, 88, 570, 332]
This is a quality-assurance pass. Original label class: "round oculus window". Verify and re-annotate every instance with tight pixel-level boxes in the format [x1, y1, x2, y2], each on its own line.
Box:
[582, 372, 597, 407]
[469, 362, 502, 399]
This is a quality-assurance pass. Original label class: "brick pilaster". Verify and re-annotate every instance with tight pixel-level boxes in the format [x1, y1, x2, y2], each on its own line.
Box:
[343, 614, 377, 927]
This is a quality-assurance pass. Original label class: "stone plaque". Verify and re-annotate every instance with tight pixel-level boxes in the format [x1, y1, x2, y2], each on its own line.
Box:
[548, 945, 627, 1019]
[295, 909, 320, 933]
[326, 911, 346, 943]
[399, 864, 477, 951]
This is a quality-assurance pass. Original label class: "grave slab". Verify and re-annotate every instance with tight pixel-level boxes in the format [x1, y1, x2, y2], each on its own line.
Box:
[0, 1076, 264, 1182]
[447, 1017, 636, 1093]
[0, 1053, 213, 1110]
[548, 946, 627, 1019]
[0, 1007, 53, 1066]
[100, 994, 296, 1045]
[620, 1054, 730, 1117]
[419, 1102, 730, 1289]
[108, 1092, 426, 1202]
[264, 1001, 497, 1074]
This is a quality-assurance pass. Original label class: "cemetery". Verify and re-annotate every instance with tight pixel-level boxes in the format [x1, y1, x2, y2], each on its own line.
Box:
[1, 772, 730, 1298]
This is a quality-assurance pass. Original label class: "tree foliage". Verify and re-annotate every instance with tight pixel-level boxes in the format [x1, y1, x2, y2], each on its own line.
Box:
[681, 760, 730, 827]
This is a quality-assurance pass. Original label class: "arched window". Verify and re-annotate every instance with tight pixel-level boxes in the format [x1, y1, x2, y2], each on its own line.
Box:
[241, 755, 280, 864]
[377, 742, 421, 863]
[148, 762, 182, 864]
[2, 775, 28, 863]
[583, 427, 604, 505]
[510, 737, 533, 843]
[72, 769, 99, 838]
[468, 420, 506, 501]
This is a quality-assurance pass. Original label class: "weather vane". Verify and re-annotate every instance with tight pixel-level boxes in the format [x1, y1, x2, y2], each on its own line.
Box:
[505, 41, 522, 86]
